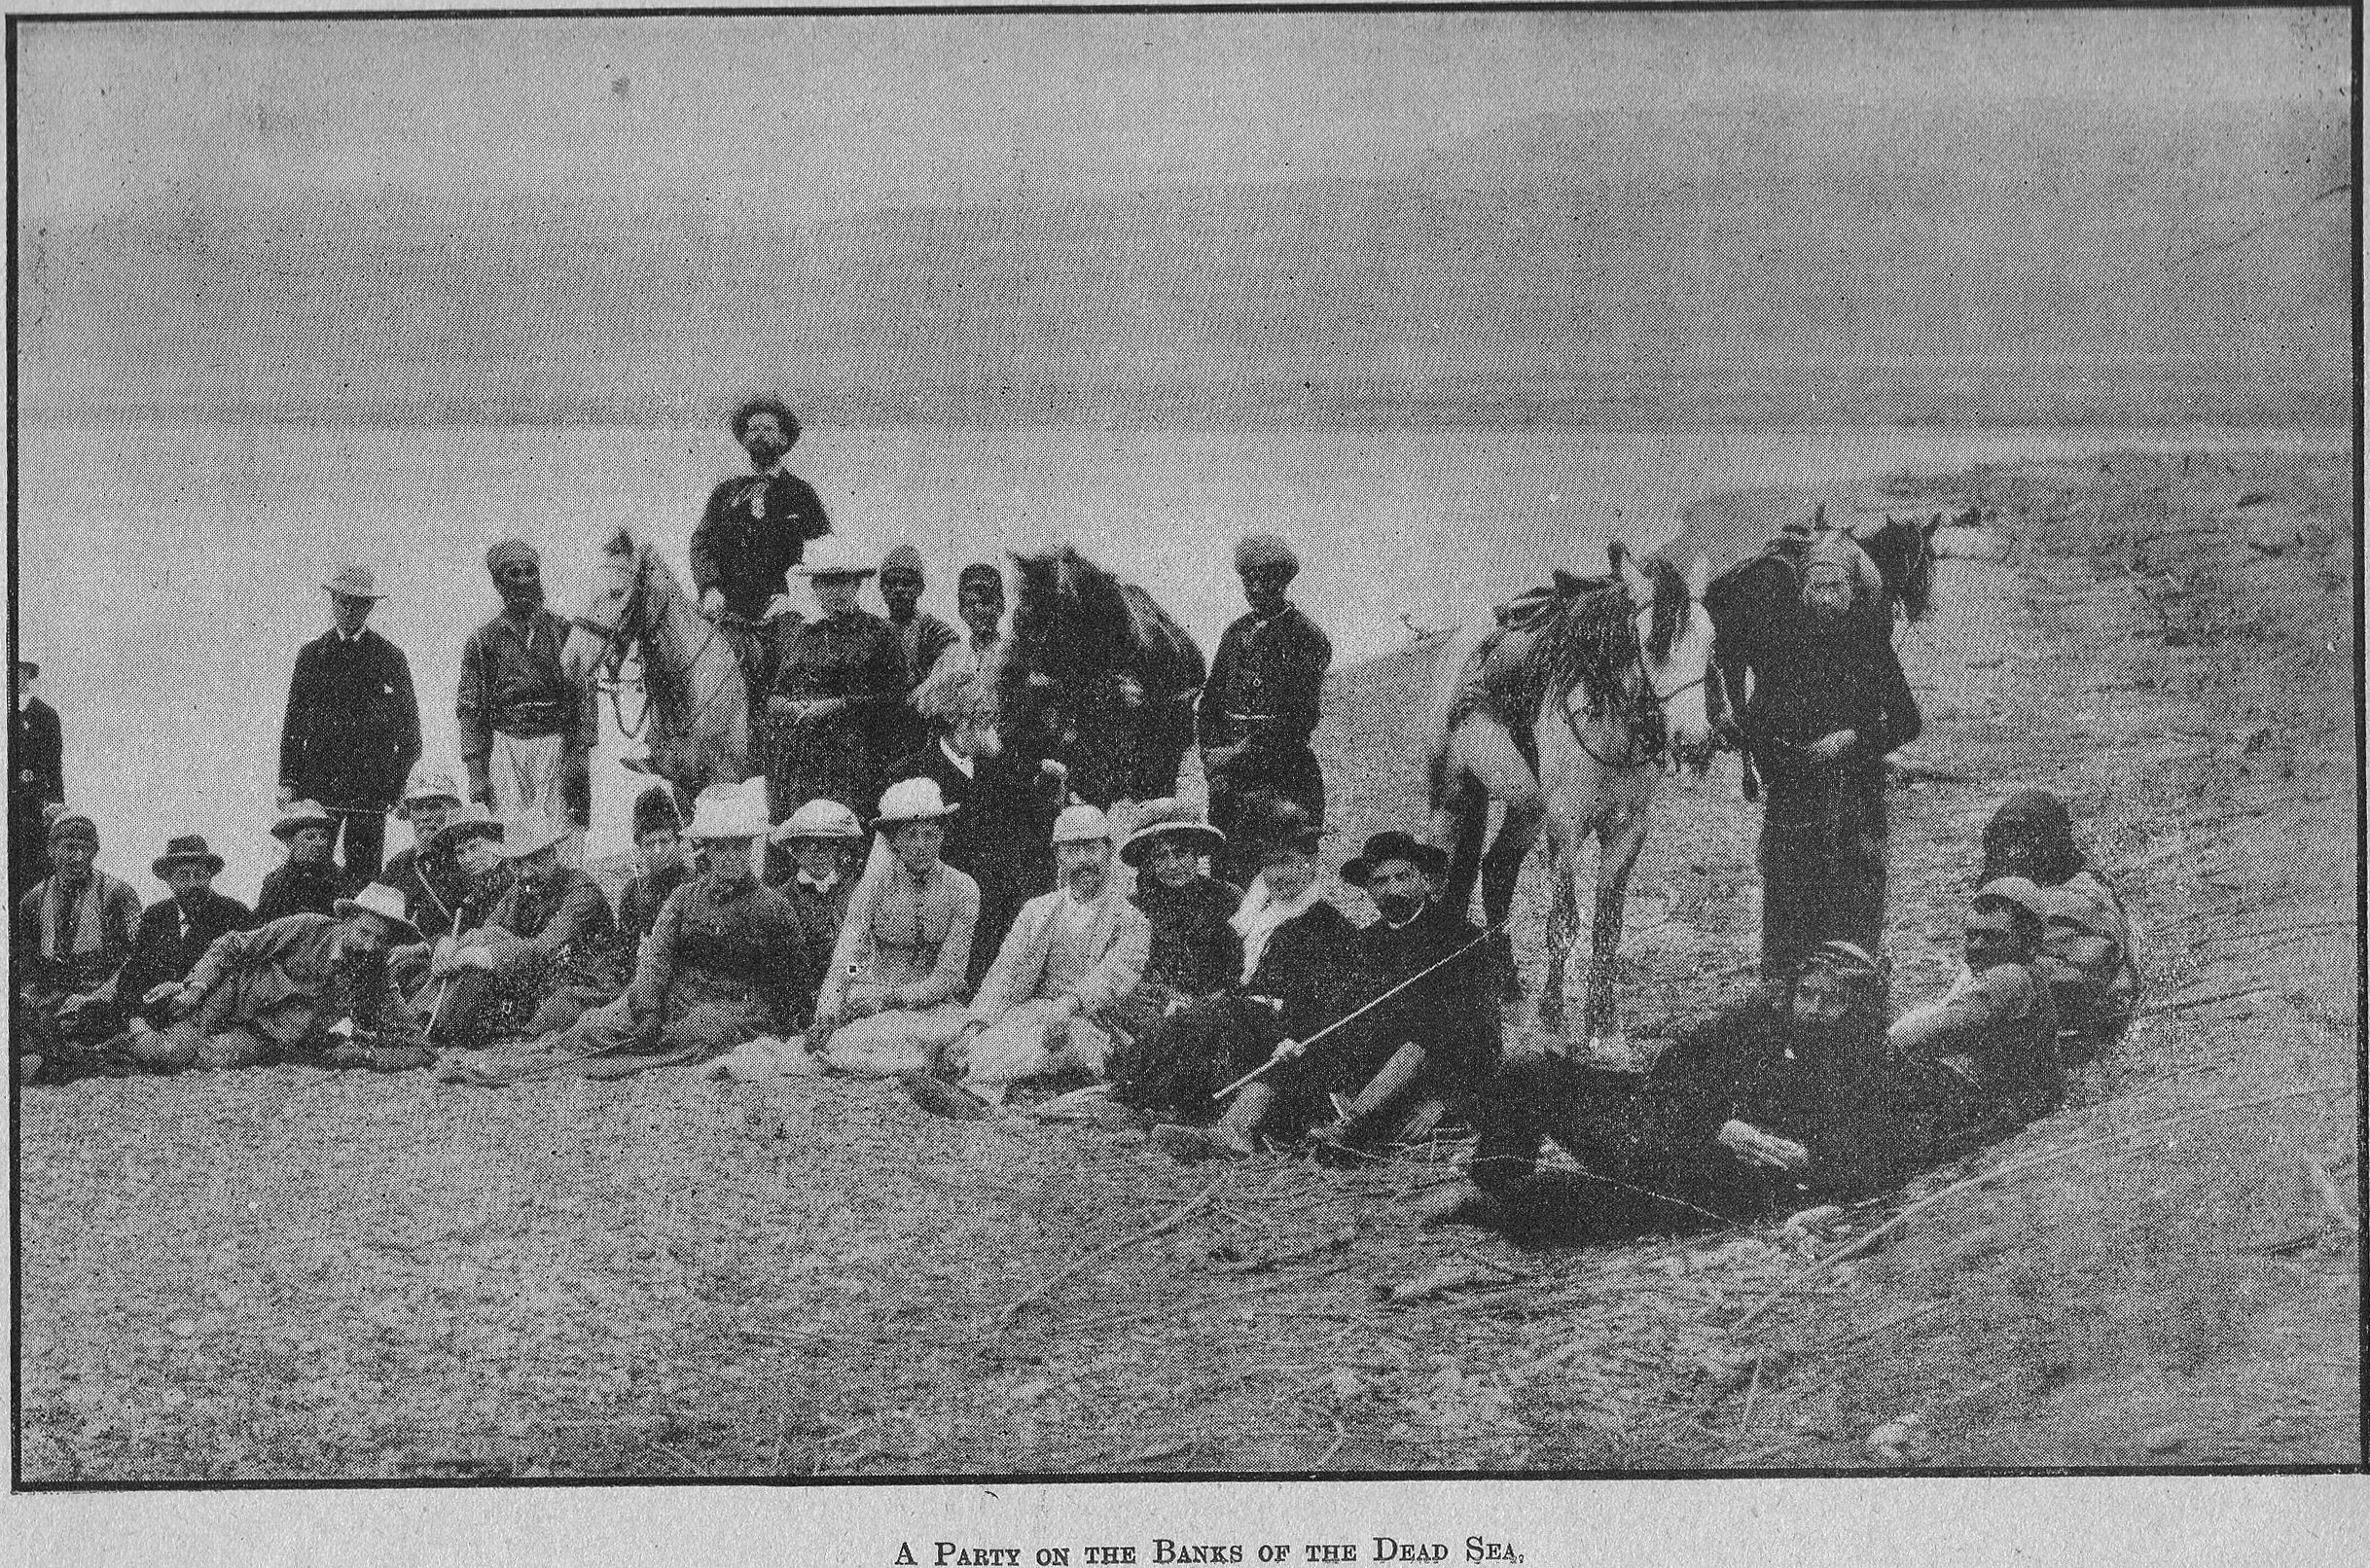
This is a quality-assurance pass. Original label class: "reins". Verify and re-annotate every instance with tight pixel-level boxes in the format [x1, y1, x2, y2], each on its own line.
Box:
[578, 551, 741, 747]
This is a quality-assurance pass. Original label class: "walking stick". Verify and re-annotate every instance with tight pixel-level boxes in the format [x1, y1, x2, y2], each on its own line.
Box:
[1209, 923, 1504, 1101]
[425, 977, 455, 1037]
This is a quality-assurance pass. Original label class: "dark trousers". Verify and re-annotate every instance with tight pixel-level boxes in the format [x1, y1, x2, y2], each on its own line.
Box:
[1756, 761, 1887, 979]
[329, 806, 388, 883]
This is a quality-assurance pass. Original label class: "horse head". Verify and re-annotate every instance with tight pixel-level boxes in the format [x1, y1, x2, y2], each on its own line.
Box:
[1862, 514, 1940, 624]
[1613, 543, 1719, 773]
[561, 524, 647, 684]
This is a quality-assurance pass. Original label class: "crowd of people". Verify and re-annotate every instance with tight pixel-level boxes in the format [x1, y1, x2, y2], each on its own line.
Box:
[11, 397, 2142, 1241]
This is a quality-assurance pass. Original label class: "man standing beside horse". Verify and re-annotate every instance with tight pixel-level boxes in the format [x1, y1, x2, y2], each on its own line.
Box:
[1729, 532, 1922, 977]
[459, 540, 596, 867]
[1198, 533, 1331, 888]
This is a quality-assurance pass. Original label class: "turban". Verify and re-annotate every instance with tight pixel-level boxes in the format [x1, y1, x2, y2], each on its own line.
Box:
[957, 563, 1005, 599]
[880, 544, 926, 581]
[1235, 533, 1299, 578]
[48, 812, 97, 847]
[485, 539, 540, 575]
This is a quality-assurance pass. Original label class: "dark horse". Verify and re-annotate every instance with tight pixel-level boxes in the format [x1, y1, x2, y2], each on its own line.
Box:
[1703, 512, 1940, 762]
[997, 546, 1207, 807]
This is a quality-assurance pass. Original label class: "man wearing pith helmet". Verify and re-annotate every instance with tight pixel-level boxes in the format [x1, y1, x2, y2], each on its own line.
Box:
[930, 802, 1151, 1110]
[277, 563, 421, 882]
[1197, 532, 1333, 888]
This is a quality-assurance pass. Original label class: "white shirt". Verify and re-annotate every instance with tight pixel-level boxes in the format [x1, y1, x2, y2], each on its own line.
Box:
[938, 737, 976, 779]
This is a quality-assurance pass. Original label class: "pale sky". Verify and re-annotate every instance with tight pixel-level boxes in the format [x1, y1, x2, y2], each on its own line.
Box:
[18, 9, 2352, 226]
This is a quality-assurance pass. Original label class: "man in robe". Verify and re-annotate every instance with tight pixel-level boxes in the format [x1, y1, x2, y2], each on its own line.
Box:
[458, 540, 595, 866]
[1197, 533, 1332, 887]
[276, 564, 421, 882]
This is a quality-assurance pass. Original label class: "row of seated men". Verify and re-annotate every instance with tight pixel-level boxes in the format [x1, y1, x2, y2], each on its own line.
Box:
[15, 766, 2135, 1238]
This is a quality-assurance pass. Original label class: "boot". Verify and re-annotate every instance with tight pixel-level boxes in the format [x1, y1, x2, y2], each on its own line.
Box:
[1311, 1045, 1427, 1166]
[1152, 1083, 1274, 1160]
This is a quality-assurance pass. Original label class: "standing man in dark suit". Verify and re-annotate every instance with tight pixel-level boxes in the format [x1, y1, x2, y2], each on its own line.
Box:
[1197, 533, 1333, 889]
[277, 565, 421, 883]
[692, 396, 833, 694]
[12, 660, 65, 907]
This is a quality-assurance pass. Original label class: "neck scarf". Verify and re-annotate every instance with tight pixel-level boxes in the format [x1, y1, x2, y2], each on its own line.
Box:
[1230, 876, 1320, 985]
[37, 873, 119, 962]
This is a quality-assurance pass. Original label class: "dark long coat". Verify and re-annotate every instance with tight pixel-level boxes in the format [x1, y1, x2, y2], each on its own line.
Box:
[113, 889, 258, 1024]
[278, 628, 422, 812]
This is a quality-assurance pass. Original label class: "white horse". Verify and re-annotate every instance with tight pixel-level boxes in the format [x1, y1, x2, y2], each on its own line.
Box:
[561, 524, 755, 807]
[1423, 543, 1720, 1046]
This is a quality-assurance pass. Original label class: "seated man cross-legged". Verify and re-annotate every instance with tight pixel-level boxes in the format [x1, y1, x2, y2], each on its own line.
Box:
[929, 803, 1151, 1109]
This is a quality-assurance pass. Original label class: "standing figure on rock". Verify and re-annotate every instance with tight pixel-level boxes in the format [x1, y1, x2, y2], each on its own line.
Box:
[459, 541, 594, 865]
[1730, 531, 1921, 976]
[693, 396, 832, 693]
[765, 537, 906, 826]
[1198, 533, 1331, 888]
[277, 565, 421, 882]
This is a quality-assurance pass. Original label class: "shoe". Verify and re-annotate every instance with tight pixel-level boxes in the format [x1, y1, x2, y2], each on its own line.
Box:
[1150, 1123, 1251, 1162]
[903, 1072, 996, 1122]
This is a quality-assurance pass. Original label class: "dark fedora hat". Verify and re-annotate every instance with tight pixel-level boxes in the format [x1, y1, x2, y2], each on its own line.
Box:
[153, 834, 225, 880]
[1341, 830, 1449, 889]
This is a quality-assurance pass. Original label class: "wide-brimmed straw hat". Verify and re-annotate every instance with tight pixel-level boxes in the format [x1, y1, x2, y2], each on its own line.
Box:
[792, 536, 878, 579]
[270, 801, 336, 840]
[772, 798, 865, 844]
[1051, 803, 1113, 846]
[429, 803, 504, 851]
[1118, 799, 1226, 869]
[323, 564, 385, 599]
[1340, 830, 1449, 889]
[400, 765, 463, 809]
[334, 882, 423, 944]
[684, 789, 771, 841]
[495, 815, 573, 861]
[153, 834, 225, 880]
[872, 777, 959, 830]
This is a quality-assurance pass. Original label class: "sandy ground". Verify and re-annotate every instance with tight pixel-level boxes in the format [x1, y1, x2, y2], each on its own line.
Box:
[16, 445, 2356, 1479]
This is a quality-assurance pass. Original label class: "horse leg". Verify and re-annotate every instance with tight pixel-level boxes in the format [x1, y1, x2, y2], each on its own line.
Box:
[1534, 818, 1578, 1033]
[1583, 801, 1652, 1050]
[1426, 738, 1487, 922]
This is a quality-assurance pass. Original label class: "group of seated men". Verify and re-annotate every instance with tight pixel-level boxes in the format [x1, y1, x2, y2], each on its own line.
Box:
[14, 748, 2136, 1238]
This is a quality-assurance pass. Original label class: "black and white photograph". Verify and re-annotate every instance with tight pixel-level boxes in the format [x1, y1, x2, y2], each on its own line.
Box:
[9, 1, 2357, 1517]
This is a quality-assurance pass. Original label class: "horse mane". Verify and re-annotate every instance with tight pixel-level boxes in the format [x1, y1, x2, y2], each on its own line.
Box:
[1639, 554, 1688, 663]
[1527, 571, 1662, 738]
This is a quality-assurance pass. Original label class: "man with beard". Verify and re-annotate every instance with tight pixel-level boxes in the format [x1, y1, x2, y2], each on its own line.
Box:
[692, 397, 832, 691]
[458, 540, 594, 864]
[1306, 831, 1502, 1164]
[134, 883, 433, 1074]
[1197, 533, 1333, 888]
[276, 565, 421, 882]
[1730, 530, 1921, 977]
[71, 835, 256, 1052]
[378, 766, 469, 941]
[927, 803, 1151, 1109]
[416, 815, 618, 1050]
[1430, 942, 1905, 1234]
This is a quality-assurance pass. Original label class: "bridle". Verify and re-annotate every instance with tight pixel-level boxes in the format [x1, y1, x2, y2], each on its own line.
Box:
[1558, 600, 1713, 773]
[568, 548, 737, 743]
